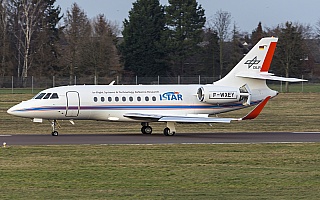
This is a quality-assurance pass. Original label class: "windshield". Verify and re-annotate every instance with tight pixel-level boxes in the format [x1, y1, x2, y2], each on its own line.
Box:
[33, 92, 59, 99]
[34, 93, 46, 99]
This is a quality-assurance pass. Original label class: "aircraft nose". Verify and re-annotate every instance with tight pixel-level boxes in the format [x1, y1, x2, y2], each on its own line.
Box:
[7, 103, 24, 116]
[7, 105, 16, 115]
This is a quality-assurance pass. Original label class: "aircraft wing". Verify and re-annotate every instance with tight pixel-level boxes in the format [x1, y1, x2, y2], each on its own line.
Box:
[158, 116, 234, 123]
[124, 96, 271, 123]
[123, 113, 162, 121]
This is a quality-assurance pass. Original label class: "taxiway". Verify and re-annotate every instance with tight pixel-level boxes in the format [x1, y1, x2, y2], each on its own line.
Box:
[1, 132, 320, 145]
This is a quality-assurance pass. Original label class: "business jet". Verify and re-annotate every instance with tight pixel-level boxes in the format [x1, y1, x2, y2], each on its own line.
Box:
[7, 37, 306, 136]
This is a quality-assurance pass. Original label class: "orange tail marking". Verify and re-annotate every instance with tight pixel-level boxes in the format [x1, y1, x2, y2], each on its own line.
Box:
[260, 42, 277, 72]
[242, 96, 271, 120]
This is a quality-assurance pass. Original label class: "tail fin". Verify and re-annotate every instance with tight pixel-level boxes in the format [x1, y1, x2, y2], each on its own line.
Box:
[215, 37, 307, 88]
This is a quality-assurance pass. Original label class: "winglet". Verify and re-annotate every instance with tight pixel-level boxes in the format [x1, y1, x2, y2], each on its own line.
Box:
[241, 96, 271, 120]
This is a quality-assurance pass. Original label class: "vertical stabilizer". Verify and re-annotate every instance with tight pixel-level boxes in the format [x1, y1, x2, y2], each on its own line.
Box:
[215, 37, 278, 88]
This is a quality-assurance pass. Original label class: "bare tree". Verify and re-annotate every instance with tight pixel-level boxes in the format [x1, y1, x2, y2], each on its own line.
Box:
[315, 19, 320, 39]
[22, 1, 46, 86]
[91, 14, 120, 82]
[208, 10, 231, 78]
[84, 14, 120, 83]
[63, 3, 91, 85]
[268, 22, 306, 92]
[0, 0, 9, 81]
[8, 0, 46, 86]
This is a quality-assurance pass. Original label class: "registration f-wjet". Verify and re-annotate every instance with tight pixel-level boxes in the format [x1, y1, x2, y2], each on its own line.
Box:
[7, 37, 306, 136]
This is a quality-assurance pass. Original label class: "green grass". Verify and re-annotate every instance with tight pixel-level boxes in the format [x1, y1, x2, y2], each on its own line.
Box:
[269, 83, 320, 93]
[1, 90, 320, 199]
[1, 144, 320, 199]
[0, 88, 43, 94]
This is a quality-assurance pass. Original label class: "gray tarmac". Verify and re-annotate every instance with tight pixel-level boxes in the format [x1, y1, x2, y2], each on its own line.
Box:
[1, 132, 320, 145]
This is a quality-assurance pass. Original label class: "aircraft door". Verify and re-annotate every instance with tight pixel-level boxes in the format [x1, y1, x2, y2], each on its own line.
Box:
[66, 91, 80, 117]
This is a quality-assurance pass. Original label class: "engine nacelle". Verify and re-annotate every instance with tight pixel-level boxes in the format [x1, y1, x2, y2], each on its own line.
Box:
[197, 85, 241, 104]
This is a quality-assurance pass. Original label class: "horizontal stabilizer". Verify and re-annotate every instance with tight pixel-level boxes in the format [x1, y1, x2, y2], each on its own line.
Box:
[236, 72, 307, 82]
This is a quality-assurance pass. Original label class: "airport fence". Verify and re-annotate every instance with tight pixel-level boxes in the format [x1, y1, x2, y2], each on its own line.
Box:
[0, 75, 318, 94]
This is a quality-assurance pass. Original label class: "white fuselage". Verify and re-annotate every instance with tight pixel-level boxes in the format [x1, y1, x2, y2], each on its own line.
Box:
[7, 84, 277, 122]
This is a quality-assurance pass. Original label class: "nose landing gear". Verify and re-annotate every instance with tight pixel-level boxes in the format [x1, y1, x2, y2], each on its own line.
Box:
[51, 120, 60, 136]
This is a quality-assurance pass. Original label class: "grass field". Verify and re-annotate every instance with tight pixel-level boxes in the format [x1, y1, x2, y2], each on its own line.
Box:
[1, 144, 320, 199]
[1, 89, 320, 199]
[269, 82, 320, 93]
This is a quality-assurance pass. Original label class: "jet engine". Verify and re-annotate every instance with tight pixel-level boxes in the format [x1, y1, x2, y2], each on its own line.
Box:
[197, 84, 251, 105]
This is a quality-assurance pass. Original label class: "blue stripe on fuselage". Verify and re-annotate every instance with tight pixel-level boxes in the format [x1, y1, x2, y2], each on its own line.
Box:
[12, 101, 261, 112]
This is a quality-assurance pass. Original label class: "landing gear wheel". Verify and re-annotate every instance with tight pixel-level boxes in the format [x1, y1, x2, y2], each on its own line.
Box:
[141, 126, 152, 134]
[163, 127, 175, 136]
[51, 120, 60, 136]
[52, 131, 58, 136]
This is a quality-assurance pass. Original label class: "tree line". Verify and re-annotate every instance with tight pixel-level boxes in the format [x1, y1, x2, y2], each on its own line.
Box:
[0, 0, 319, 89]
[0, 0, 120, 87]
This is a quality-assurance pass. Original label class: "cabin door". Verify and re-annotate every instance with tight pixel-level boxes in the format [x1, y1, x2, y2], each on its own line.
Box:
[66, 91, 80, 117]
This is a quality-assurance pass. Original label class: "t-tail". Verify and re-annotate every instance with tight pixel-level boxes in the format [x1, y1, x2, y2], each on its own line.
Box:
[214, 37, 307, 102]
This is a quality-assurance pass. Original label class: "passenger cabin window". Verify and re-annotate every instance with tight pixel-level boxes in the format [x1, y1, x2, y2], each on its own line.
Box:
[35, 93, 46, 99]
[50, 93, 59, 99]
[92, 95, 160, 103]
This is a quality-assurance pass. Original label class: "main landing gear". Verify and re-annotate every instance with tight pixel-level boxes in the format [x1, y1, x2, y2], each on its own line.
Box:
[140, 122, 176, 136]
[51, 119, 60, 136]
[163, 122, 176, 136]
[141, 122, 152, 134]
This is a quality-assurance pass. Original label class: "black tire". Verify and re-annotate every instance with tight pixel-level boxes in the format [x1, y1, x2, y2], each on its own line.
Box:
[163, 127, 175, 136]
[52, 131, 58, 136]
[163, 127, 170, 136]
[141, 126, 152, 134]
[144, 126, 152, 134]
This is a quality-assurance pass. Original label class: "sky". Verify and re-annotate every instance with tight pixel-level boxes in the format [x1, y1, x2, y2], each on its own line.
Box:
[55, 0, 320, 33]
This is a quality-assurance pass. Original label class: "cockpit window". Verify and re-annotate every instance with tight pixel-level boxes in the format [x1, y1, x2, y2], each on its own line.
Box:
[33, 92, 59, 100]
[50, 93, 59, 99]
[34, 93, 46, 99]
[43, 93, 52, 99]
